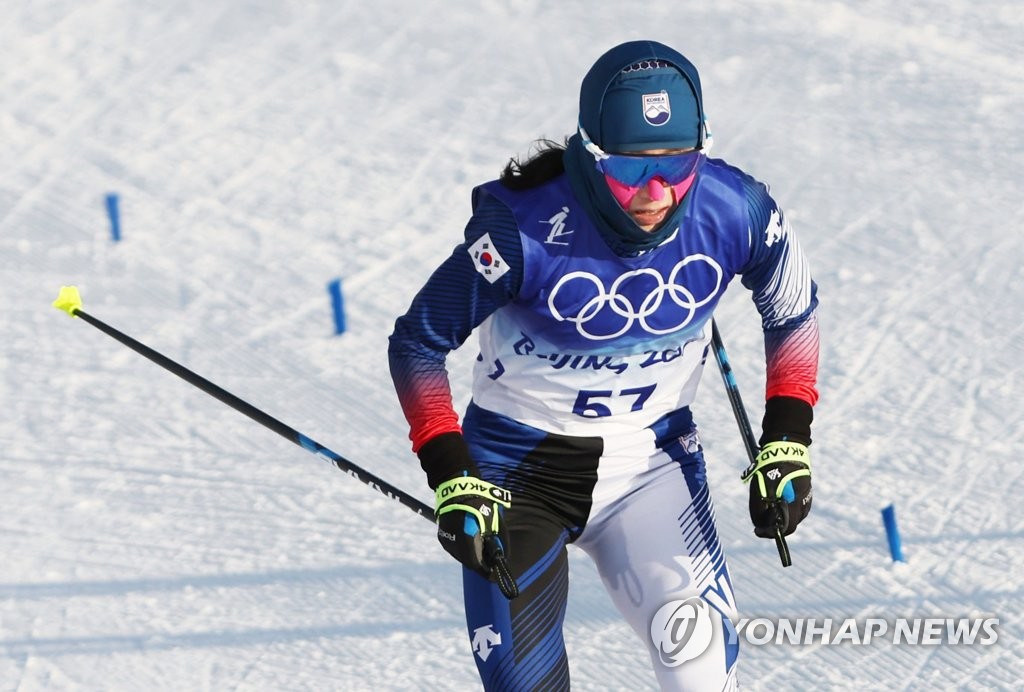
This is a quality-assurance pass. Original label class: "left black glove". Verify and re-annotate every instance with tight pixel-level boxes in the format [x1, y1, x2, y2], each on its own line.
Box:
[742, 441, 812, 537]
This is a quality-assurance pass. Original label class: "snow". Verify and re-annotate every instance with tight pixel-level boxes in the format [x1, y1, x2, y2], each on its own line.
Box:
[2, 0, 1022, 689]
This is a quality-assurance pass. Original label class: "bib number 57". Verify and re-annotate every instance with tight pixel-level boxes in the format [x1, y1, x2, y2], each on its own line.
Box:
[572, 384, 656, 418]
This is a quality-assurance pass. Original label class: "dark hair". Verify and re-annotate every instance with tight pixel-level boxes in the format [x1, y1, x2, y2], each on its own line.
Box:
[499, 138, 568, 190]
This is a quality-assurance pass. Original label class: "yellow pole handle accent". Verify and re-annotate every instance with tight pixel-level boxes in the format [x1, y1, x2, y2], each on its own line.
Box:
[52, 285, 83, 317]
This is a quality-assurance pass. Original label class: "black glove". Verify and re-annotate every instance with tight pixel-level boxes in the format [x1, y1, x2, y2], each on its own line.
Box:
[742, 440, 812, 537]
[434, 475, 517, 598]
[418, 432, 518, 599]
[745, 396, 815, 538]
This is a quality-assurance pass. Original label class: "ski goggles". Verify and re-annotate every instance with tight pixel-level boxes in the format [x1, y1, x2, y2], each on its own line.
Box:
[580, 125, 704, 187]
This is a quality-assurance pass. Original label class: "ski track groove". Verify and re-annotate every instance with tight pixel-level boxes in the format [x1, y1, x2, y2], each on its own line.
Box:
[0, 5, 232, 237]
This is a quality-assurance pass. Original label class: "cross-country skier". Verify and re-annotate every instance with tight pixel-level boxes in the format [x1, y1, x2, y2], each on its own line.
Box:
[388, 39, 819, 690]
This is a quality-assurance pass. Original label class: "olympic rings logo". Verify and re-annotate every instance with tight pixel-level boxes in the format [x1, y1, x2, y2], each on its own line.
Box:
[547, 254, 723, 340]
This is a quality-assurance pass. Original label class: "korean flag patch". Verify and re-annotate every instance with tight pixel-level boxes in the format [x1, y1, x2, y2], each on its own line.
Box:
[468, 233, 510, 283]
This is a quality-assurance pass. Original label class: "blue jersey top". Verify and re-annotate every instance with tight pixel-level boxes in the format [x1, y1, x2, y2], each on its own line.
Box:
[389, 158, 818, 447]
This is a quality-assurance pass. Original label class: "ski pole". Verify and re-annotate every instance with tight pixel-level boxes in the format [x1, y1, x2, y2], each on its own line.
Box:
[709, 319, 792, 567]
[52, 286, 519, 598]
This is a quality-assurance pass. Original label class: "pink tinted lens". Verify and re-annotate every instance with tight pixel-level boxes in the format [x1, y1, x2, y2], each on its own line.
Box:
[668, 170, 697, 202]
[604, 174, 639, 206]
[605, 173, 698, 209]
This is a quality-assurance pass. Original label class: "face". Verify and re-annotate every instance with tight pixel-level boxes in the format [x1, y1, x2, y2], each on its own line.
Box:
[608, 147, 698, 233]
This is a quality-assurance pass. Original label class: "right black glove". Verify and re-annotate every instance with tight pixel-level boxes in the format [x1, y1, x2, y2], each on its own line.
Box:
[434, 475, 518, 599]
[417, 432, 518, 599]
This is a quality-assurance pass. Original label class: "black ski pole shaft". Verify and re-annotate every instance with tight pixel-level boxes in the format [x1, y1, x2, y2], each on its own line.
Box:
[52, 286, 519, 599]
[52, 286, 432, 518]
[709, 319, 792, 567]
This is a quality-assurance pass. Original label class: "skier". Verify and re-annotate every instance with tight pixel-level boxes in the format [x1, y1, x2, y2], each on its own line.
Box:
[388, 39, 819, 690]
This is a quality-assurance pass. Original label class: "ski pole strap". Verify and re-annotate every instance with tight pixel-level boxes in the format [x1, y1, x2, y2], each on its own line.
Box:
[484, 536, 520, 600]
[773, 520, 792, 567]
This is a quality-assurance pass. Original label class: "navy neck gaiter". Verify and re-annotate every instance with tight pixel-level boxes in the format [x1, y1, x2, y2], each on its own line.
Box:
[562, 134, 694, 257]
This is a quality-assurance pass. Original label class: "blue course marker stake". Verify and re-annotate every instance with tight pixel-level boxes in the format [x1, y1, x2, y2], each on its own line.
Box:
[881, 504, 905, 562]
[327, 278, 346, 335]
[105, 193, 121, 242]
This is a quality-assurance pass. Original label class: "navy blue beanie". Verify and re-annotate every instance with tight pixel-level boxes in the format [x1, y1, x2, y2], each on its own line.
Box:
[579, 41, 705, 153]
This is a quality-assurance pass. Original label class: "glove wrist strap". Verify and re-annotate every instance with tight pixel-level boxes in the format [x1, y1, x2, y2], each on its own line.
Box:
[434, 476, 512, 509]
[742, 440, 811, 483]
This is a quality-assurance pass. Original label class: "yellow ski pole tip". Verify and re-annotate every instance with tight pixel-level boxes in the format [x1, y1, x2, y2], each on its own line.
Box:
[53, 285, 83, 317]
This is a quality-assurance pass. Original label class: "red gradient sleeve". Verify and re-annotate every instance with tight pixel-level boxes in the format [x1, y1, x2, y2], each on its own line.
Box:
[765, 313, 819, 406]
[388, 193, 522, 452]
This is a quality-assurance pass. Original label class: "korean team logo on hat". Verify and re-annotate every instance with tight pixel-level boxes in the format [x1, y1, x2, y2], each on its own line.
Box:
[642, 91, 671, 126]
[468, 232, 510, 283]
